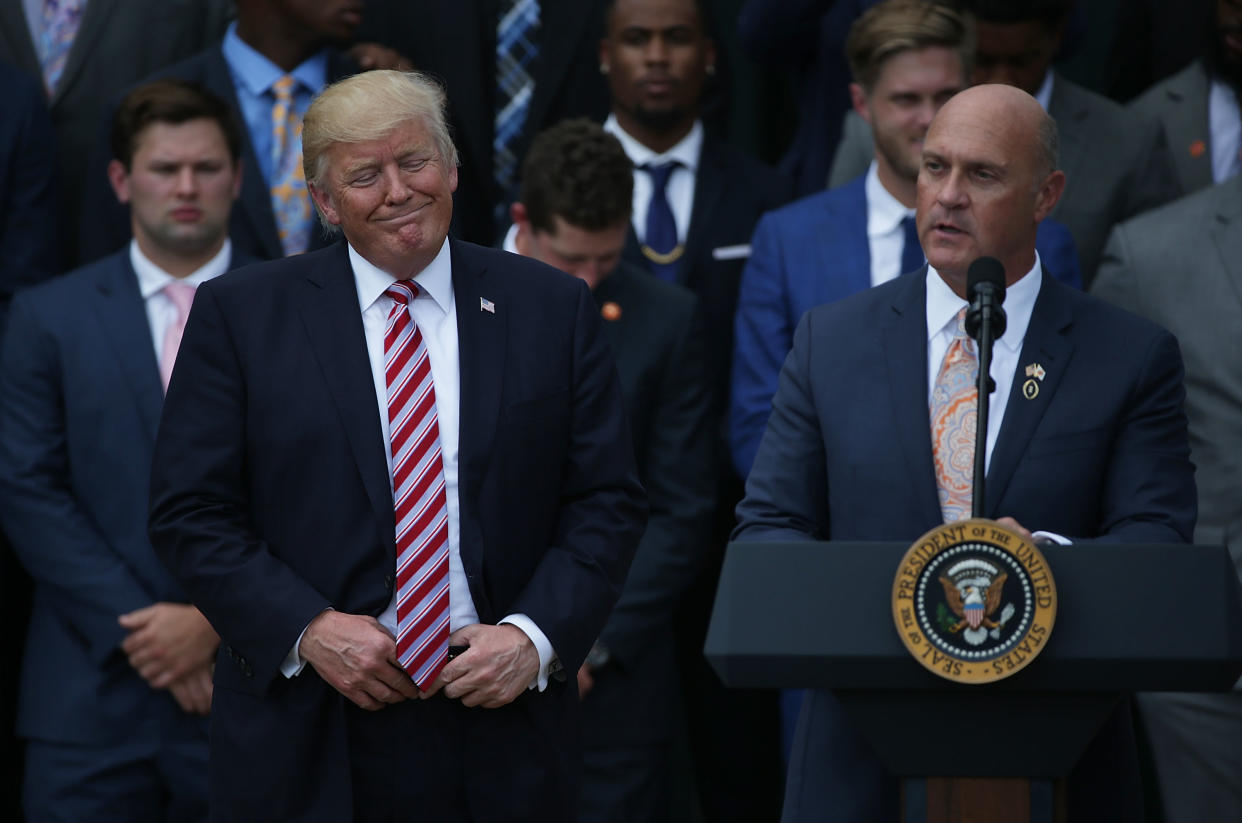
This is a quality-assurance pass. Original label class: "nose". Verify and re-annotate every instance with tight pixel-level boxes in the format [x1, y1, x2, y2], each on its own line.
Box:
[175, 166, 197, 197]
[644, 34, 669, 63]
[381, 163, 413, 206]
[936, 169, 968, 209]
[914, 98, 938, 131]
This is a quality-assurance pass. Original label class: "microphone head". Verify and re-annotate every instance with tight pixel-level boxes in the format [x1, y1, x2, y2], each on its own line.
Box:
[967, 257, 1007, 303]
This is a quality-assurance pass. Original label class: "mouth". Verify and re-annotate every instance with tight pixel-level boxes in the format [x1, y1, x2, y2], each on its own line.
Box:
[639, 76, 676, 96]
[929, 221, 968, 240]
[377, 204, 427, 225]
[170, 207, 202, 222]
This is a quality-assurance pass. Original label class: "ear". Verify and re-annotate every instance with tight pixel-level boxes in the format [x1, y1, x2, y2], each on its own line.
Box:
[307, 182, 341, 227]
[446, 161, 458, 194]
[107, 159, 131, 205]
[511, 202, 532, 256]
[849, 83, 871, 124]
[1033, 169, 1066, 222]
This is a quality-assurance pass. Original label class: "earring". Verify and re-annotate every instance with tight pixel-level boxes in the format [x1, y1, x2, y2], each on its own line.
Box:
[600, 63, 609, 74]
[706, 64, 716, 76]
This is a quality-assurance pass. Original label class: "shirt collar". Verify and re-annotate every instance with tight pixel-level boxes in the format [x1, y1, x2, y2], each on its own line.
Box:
[351, 236, 454, 315]
[864, 160, 915, 238]
[925, 251, 1043, 353]
[604, 113, 703, 173]
[222, 21, 329, 98]
[132, 238, 234, 299]
[1034, 70, 1055, 112]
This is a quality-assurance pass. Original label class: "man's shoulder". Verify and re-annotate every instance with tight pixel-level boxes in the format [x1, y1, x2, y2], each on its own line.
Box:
[604, 262, 698, 321]
[1053, 73, 1161, 143]
[1046, 274, 1177, 345]
[701, 135, 794, 203]
[802, 268, 913, 326]
[14, 250, 131, 311]
[1109, 176, 1236, 251]
[757, 175, 866, 234]
[148, 43, 227, 83]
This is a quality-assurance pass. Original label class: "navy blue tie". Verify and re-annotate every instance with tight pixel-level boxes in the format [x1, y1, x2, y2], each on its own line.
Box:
[900, 215, 924, 276]
[641, 161, 682, 282]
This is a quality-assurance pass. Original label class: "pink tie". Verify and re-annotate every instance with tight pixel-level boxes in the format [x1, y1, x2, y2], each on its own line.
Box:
[385, 282, 450, 689]
[160, 282, 196, 392]
[930, 308, 977, 522]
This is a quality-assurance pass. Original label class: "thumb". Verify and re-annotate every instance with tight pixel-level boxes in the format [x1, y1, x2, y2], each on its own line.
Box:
[118, 604, 155, 628]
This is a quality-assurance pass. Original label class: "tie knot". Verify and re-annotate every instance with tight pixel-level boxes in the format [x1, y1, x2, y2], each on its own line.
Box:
[386, 281, 419, 305]
[641, 160, 680, 191]
[271, 74, 296, 102]
[163, 281, 196, 316]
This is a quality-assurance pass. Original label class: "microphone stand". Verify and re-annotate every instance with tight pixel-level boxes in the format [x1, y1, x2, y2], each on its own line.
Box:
[971, 317, 996, 519]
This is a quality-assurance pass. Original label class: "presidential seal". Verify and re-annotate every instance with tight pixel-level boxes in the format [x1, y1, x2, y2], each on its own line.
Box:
[892, 519, 1057, 684]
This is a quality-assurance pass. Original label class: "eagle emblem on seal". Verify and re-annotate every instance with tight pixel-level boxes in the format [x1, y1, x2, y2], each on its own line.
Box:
[939, 558, 1015, 645]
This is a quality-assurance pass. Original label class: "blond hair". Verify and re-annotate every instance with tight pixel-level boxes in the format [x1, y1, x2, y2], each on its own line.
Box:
[846, 0, 975, 91]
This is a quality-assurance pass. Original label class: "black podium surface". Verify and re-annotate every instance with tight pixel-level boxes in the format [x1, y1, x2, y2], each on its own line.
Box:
[705, 541, 1242, 776]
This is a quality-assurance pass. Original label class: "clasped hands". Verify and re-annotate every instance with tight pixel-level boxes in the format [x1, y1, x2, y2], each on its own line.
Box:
[118, 602, 219, 716]
[299, 611, 539, 712]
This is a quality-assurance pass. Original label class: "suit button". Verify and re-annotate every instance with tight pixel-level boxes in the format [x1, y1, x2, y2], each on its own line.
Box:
[384, 573, 394, 589]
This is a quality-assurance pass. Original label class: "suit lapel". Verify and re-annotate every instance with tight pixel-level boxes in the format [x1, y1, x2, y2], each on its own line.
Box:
[818, 179, 871, 299]
[52, 0, 117, 105]
[881, 272, 942, 524]
[984, 274, 1074, 515]
[91, 254, 165, 443]
[683, 137, 727, 286]
[294, 243, 395, 548]
[450, 239, 506, 609]
[1209, 184, 1242, 310]
[0, 2, 40, 78]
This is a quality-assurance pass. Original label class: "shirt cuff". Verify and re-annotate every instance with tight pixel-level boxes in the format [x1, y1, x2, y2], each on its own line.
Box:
[1031, 530, 1072, 545]
[498, 613, 556, 691]
[280, 608, 334, 679]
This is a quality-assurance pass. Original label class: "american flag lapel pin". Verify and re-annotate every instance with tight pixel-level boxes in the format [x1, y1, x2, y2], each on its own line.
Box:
[480, 296, 495, 314]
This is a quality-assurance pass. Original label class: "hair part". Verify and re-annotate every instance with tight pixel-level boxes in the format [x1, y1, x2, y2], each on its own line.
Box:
[846, 0, 976, 91]
[110, 79, 242, 169]
[520, 119, 633, 234]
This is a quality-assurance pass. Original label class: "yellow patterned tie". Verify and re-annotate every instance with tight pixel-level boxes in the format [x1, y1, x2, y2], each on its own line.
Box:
[270, 75, 311, 256]
[930, 308, 978, 522]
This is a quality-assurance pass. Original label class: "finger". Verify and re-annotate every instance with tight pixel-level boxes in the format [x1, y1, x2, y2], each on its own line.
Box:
[117, 606, 154, 628]
[387, 668, 421, 701]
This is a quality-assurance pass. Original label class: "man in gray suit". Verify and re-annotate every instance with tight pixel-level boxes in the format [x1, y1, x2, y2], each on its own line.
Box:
[0, 0, 233, 264]
[1128, 0, 1242, 196]
[829, 0, 1181, 284]
[1092, 174, 1242, 823]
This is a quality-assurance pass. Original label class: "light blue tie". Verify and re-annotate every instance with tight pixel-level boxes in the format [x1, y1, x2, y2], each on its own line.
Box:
[494, 0, 540, 226]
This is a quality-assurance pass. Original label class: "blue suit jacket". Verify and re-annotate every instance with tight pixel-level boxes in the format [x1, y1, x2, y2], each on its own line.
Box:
[0, 247, 248, 746]
[147, 239, 646, 820]
[734, 269, 1195, 822]
[731, 175, 1084, 476]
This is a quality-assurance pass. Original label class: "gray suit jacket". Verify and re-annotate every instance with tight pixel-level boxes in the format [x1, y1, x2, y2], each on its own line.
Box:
[1128, 59, 1215, 196]
[828, 73, 1182, 283]
[0, 0, 232, 262]
[1092, 174, 1242, 578]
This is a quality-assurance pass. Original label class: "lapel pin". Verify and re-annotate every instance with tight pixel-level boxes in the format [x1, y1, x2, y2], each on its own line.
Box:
[1024, 363, 1046, 381]
[1189, 139, 1207, 159]
[1023, 363, 1045, 400]
[480, 296, 495, 314]
[601, 301, 622, 322]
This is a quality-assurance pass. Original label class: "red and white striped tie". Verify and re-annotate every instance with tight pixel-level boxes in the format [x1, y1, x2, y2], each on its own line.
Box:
[385, 281, 450, 689]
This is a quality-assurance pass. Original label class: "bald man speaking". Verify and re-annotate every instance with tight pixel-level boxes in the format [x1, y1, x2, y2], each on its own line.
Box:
[734, 85, 1196, 822]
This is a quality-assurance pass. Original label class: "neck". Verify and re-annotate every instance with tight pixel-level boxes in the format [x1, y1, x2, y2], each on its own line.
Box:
[135, 235, 225, 279]
[936, 250, 1038, 299]
[875, 158, 916, 208]
[236, 15, 323, 73]
[613, 109, 695, 155]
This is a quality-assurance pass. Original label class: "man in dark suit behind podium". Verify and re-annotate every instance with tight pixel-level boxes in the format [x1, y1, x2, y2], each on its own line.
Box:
[734, 84, 1196, 822]
[148, 70, 646, 822]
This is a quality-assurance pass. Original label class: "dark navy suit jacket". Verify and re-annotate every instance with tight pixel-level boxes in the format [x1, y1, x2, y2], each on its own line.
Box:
[0, 246, 249, 747]
[147, 239, 646, 820]
[733, 269, 1196, 821]
[731, 174, 1084, 477]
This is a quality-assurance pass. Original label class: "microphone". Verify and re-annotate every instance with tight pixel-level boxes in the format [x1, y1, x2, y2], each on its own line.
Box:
[965, 257, 1008, 341]
[963, 257, 1007, 519]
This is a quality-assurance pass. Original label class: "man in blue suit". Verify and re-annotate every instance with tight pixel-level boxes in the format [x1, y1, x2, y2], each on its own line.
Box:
[147, 70, 646, 822]
[735, 83, 1195, 823]
[0, 80, 252, 822]
[732, 0, 1081, 484]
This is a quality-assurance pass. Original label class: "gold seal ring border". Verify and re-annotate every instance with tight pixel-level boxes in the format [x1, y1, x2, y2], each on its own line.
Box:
[891, 518, 1058, 685]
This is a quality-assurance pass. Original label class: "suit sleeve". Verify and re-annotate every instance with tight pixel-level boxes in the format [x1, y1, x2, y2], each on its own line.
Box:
[599, 302, 717, 671]
[731, 211, 795, 478]
[148, 284, 332, 688]
[1035, 219, 1083, 290]
[0, 76, 60, 326]
[0, 295, 152, 664]
[733, 310, 830, 543]
[506, 280, 648, 674]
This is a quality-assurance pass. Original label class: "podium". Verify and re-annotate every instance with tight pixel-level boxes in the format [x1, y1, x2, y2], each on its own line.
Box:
[705, 541, 1242, 822]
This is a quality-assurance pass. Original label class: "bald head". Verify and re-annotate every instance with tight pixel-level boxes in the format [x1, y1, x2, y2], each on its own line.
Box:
[915, 84, 1065, 295]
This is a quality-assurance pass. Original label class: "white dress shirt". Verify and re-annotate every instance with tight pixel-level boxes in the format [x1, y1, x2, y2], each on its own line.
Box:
[924, 258, 1069, 544]
[130, 238, 233, 363]
[864, 160, 918, 287]
[604, 114, 702, 246]
[1208, 77, 1242, 183]
[284, 238, 555, 689]
[1034, 70, 1054, 112]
